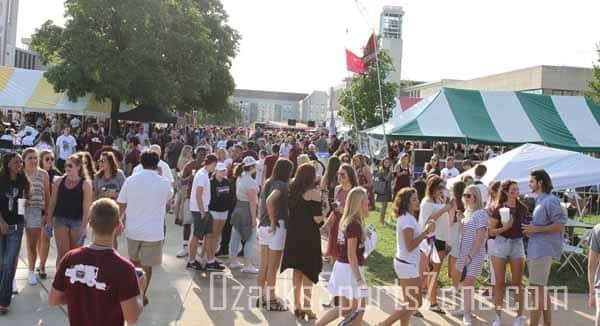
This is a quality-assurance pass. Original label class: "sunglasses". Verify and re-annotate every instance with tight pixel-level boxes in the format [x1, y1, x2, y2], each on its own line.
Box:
[45, 157, 54, 162]
[98, 159, 106, 163]
[65, 163, 74, 169]
[462, 193, 473, 199]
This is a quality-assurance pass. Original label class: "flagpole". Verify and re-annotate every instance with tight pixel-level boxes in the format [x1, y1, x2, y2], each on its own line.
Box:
[348, 80, 360, 145]
[372, 32, 389, 155]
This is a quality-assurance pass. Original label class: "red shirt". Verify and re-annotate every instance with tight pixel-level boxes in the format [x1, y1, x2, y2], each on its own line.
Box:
[263, 154, 279, 181]
[335, 221, 365, 266]
[85, 132, 104, 156]
[125, 148, 141, 172]
[52, 247, 140, 326]
[182, 160, 204, 199]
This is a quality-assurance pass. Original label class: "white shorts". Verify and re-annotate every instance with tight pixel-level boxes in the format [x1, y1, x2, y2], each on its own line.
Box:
[394, 258, 419, 279]
[327, 262, 368, 299]
[183, 199, 193, 225]
[210, 211, 228, 221]
[258, 220, 286, 251]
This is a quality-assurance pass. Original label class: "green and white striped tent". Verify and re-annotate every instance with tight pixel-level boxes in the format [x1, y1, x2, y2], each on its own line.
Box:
[365, 87, 600, 152]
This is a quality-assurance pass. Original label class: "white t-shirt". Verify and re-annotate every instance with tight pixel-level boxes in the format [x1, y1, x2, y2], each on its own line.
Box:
[419, 199, 450, 242]
[441, 167, 460, 180]
[117, 170, 173, 241]
[279, 143, 291, 158]
[474, 179, 489, 205]
[70, 117, 81, 129]
[396, 213, 422, 264]
[255, 160, 265, 187]
[56, 134, 77, 160]
[190, 168, 211, 212]
[35, 142, 53, 152]
[132, 160, 174, 184]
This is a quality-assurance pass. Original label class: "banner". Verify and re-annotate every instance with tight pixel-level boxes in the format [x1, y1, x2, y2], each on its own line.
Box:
[368, 136, 388, 160]
[363, 33, 377, 66]
[345, 49, 367, 74]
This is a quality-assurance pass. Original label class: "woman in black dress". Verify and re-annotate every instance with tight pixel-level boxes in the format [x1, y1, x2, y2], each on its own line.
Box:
[282, 163, 324, 320]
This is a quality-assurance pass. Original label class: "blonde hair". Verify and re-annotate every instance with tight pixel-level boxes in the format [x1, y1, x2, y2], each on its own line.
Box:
[340, 187, 367, 234]
[464, 185, 484, 210]
[297, 154, 310, 166]
[177, 145, 193, 171]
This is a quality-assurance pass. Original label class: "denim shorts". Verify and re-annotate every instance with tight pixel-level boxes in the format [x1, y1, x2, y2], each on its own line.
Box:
[491, 235, 525, 260]
[54, 216, 82, 232]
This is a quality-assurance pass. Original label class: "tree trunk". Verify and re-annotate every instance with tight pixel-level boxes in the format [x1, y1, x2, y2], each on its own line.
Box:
[110, 97, 120, 137]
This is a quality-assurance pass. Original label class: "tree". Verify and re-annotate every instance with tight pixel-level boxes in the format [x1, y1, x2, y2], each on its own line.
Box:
[587, 44, 600, 104]
[338, 50, 399, 134]
[30, 0, 239, 135]
[197, 100, 242, 126]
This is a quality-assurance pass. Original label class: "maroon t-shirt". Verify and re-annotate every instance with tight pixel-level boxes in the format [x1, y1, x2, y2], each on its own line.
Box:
[182, 160, 204, 199]
[125, 148, 141, 171]
[85, 132, 104, 156]
[491, 202, 528, 239]
[52, 247, 140, 326]
[335, 221, 365, 266]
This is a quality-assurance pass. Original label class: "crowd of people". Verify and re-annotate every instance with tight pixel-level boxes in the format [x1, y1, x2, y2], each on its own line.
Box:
[0, 114, 576, 326]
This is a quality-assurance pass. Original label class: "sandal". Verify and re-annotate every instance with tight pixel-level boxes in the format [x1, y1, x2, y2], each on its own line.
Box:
[429, 303, 446, 315]
[264, 299, 288, 312]
[303, 309, 317, 320]
[0, 306, 8, 315]
[37, 268, 47, 280]
[255, 296, 266, 308]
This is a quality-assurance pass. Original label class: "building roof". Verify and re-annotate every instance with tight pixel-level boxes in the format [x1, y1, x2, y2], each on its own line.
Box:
[233, 89, 308, 102]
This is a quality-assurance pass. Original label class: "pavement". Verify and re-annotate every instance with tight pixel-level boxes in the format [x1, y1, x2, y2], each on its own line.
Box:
[5, 213, 597, 325]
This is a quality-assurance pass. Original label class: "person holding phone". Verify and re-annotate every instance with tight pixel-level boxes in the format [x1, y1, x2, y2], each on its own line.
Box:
[0, 152, 30, 314]
[49, 198, 145, 325]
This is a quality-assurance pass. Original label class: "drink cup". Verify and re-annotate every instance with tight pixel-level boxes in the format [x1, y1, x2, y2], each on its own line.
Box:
[499, 207, 510, 224]
[17, 199, 26, 216]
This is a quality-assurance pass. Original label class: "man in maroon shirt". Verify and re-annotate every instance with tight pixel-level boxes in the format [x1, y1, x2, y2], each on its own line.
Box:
[175, 146, 207, 258]
[125, 136, 141, 176]
[49, 198, 145, 325]
[84, 124, 104, 156]
[93, 136, 124, 162]
[262, 144, 280, 184]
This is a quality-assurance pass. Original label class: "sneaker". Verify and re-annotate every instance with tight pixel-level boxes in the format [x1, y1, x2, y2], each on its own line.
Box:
[229, 260, 244, 270]
[462, 314, 473, 326]
[492, 315, 501, 326]
[186, 260, 205, 271]
[513, 316, 526, 326]
[241, 265, 259, 274]
[206, 261, 226, 271]
[12, 279, 17, 294]
[338, 309, 359, 326]
[27, 271, 37, 286]
[413, 310, 424, 318]
[176, 247, 189, 258]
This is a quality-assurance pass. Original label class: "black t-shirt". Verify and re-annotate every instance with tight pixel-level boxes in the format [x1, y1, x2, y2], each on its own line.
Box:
[166, 141, 184, 169]
[209, 178, 233, 212]
[0, 176, 26, 225]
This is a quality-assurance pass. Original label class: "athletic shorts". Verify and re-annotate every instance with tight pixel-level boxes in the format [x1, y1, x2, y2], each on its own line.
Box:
[394, 258, 419, 279]
[210, 211, 228, 221]
[192, 211, 213, 238]
[182, 199, 193, 225]
[527, 256, 553, 286]
[127, 239, 164, 267]
[258, 220, 286, 251]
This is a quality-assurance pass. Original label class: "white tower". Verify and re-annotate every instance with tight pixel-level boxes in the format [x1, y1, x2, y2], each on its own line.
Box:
[379, 6, 403, 87]
[0, 0, 18, 67]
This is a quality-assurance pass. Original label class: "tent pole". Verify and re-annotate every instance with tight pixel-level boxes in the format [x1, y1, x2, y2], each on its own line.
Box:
[464, 138, 469, 160]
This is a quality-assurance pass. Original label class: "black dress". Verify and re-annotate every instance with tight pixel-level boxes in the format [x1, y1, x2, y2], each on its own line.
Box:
[281, 197, 323, 284]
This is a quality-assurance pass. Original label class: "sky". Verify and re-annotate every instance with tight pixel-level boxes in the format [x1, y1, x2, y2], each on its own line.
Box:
[17, 0, 600, 94]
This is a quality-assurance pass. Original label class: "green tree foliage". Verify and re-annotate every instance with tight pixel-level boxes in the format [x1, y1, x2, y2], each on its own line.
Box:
[30, 0, 239, 134]
[197, 100, 242, 126]
[587, 45, 600, 104]
[338, 50, 399, 133]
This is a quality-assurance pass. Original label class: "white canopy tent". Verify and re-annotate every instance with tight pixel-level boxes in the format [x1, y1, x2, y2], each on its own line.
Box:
[447, 143, 600, 193]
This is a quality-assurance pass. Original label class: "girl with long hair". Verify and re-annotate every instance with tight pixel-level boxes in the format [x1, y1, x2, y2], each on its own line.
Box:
[321, 164, 358, 263]
[320, 156, 340, 216]
[316, 187, 370, 326]
[47, 153, 93, 267]
[22, 148, 50, 286]
[34, 131, 55, 152]
[352, 154, 374, 211]
[393, 153, 411, 197]
[93, 152, 126, 200]
[489, 180, 527, 326]
[485, 180, 502, 295]
[454, 186, 488, 325]
[448, 181, 466, 291]
[418, 175, 455, 314]
[0, 153, 30, 313]
[282, 163, 324, 320]
[37, 149, 61, 277]
[257, 158, 293, 311]
[77, 151, 96, 181]
[377, 187, 435, 326]
[428, 155, 441, 176]
[375, 157, 393, 225]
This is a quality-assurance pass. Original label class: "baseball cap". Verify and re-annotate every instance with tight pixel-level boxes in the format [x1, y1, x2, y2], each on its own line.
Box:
[204, 154, 218, 166]
[216, 163, 227, 172]
[242, 156, 257, 167]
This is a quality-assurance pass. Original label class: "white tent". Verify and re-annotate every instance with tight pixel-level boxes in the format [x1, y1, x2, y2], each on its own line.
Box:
[448, 143, 600, 192]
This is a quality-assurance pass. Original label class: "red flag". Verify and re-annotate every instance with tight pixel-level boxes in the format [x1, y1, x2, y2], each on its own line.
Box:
[362, 33, 377, 65]
[345, 49, 367, 74]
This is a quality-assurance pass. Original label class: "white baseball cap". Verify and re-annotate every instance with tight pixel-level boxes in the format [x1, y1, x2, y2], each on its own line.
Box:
[242, 156, 257, 167]
[216, 162, 227, 172]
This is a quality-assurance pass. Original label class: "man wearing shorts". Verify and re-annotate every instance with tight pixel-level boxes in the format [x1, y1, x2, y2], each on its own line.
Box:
[522, 169, 565, 326]
[187, 154, 218, 271]
[117, 151, 173, 306]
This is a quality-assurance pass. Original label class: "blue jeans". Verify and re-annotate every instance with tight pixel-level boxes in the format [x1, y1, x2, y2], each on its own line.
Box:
[0, 225, 24, 306]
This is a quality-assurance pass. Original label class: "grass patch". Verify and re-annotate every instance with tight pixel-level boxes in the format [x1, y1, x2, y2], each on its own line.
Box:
[363, 206, 598, 293]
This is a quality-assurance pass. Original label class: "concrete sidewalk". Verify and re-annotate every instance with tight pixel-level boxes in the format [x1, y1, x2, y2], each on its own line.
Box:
[5, 214, 597, 325]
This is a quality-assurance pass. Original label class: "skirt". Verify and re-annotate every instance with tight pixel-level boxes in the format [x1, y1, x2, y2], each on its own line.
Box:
[326, 261, 367, 299]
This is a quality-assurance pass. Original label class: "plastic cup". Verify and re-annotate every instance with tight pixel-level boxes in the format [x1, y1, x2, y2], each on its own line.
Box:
[17, 199, 26, 216]
[499, 207, 510, 224]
